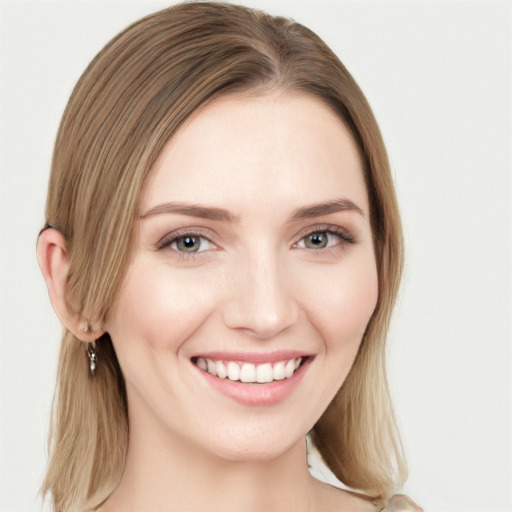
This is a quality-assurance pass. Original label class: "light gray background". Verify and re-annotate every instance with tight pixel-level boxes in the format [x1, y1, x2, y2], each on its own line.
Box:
[0, 1, 510, 511]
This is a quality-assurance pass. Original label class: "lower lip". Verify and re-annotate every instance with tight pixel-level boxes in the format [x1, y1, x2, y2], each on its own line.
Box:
[194, 358, 311, 407]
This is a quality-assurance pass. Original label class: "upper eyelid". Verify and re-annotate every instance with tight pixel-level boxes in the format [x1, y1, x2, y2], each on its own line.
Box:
[293, 223, 355, 242]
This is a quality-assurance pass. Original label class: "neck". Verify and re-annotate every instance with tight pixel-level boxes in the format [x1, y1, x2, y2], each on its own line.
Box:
[104, 413, 320, 512]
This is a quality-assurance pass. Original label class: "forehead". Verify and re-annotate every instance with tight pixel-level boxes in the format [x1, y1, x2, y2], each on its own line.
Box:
[141, 92, 367, 215]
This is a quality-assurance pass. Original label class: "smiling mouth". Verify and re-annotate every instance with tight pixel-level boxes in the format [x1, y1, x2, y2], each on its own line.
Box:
[192, 357, 305, 384]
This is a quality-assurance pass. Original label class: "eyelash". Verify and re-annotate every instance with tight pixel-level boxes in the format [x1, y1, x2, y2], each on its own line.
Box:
[156, 224, 355, 259]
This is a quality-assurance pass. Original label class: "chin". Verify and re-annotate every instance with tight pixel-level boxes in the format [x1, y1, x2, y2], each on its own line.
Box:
[199, 420, 307, 463]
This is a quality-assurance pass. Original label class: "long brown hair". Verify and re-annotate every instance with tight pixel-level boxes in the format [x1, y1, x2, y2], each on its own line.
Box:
[41, 3, 406, 510]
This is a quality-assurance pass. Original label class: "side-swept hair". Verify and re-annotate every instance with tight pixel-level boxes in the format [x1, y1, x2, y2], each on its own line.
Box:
[42, 3, 406, 510]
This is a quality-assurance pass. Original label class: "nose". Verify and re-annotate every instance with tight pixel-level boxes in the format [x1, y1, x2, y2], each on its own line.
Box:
[222, 251, 299, 340]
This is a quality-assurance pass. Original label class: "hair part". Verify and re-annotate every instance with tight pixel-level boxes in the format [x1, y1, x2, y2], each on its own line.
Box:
[42, 3, 406, 510]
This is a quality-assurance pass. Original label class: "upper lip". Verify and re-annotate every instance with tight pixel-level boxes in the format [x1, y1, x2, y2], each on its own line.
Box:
[192, 350, 313, 364]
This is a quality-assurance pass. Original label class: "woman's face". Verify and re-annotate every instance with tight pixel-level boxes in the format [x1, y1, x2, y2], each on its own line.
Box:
[105, 92, 378, 461]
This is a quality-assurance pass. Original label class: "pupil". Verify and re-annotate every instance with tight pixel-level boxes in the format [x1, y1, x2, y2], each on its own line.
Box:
[179, 236, 199, 251]
[308, 233, 327, 248]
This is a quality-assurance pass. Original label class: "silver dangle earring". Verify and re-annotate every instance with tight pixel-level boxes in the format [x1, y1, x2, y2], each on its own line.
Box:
[87, 341, 97, 376]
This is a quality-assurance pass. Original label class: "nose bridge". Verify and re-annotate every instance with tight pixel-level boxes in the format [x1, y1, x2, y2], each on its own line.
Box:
[222, 245, 298, 339]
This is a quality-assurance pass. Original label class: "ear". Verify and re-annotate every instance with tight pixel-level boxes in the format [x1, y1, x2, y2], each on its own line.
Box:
[36, 227, 104, 342]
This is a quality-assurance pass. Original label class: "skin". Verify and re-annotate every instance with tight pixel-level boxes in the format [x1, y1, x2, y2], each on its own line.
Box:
[39, 92, 379, 511]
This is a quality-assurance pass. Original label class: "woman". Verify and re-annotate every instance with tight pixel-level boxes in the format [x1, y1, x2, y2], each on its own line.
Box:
[36, 2, 421, 511]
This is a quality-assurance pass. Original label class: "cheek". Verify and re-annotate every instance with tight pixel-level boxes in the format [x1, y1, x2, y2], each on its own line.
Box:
[301, 257, 379, 354]
[107, 262, 217, 355]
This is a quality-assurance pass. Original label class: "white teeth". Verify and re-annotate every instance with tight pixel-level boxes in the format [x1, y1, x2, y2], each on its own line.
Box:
[215, 360, 227, 379]
[256, 363, 273, 383]
[273, 361, 285, 380]
[285, 359, 295, 378]
[207, 359, 217, 376]
[227, 361, 240, 381]
[240, 363, 256, 383]
[196, 357, 304, 383]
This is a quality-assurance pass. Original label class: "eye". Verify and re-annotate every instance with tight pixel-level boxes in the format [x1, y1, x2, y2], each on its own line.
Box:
[302, 232, 330, 249]
[156, 230, 218, 256]
[294, 228, 354, 250]
[170, 235, 213, 253]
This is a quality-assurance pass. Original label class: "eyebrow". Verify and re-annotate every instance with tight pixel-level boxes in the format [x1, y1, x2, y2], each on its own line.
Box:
[139, 198, 365, 223]
[289, 198, 365, 221]
[139, 202, 239, 222]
